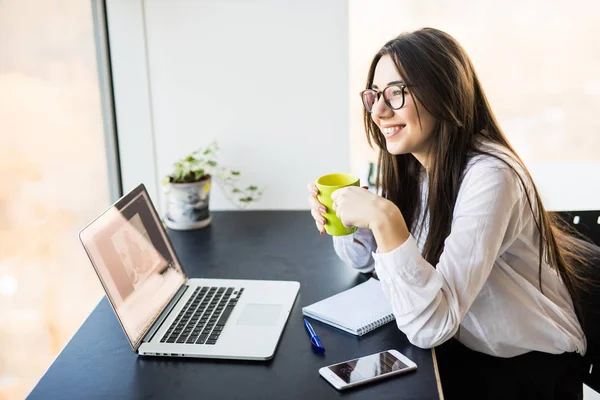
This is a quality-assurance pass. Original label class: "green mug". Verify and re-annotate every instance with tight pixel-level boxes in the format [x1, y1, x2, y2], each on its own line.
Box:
[316, 173, 360, 236]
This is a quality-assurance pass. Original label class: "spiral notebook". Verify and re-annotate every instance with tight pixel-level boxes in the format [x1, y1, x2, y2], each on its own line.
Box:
[302, 278, 395, 336]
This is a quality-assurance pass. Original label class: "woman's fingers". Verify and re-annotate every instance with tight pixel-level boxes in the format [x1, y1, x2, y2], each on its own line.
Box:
[310, 199, 327, 215]
[308, 189, 327, 213]
[311, 208, 326, 226]
[311, 201, 327, 221]
[315, 221, 325, 235]
[307, 182, 318, 196]
[308, 181, 325, 234]
[307, 182, 319, 205]
[308, 195, 323, 211]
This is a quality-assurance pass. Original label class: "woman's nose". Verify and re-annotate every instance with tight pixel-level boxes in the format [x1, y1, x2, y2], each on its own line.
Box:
[371, 95, 393, 119]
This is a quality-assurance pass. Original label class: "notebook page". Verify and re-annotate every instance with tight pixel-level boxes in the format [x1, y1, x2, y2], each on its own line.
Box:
[302, 278, 393, 335]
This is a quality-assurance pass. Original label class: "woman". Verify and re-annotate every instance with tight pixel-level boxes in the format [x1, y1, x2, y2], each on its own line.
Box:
[308, 28, 589, 399]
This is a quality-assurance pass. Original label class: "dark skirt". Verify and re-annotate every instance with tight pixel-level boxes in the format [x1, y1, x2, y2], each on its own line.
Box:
[435, 339, 584, 400]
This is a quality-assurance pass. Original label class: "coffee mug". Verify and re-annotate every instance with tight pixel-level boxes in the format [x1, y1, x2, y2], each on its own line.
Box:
[316, 173, 360, 236]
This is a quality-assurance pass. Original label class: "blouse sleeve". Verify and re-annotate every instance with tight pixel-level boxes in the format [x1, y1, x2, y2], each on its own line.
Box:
[332, 227, 377, 273]
[372, 162, 527, 348]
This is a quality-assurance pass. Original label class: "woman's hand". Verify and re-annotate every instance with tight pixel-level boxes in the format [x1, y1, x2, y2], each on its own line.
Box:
[307, 182, 327, 235]
[331, 186, 410, 252]
[330, 186, 386, 230]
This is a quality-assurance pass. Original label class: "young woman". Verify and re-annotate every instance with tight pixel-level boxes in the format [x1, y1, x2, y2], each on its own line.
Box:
[307, 28, 590, 399]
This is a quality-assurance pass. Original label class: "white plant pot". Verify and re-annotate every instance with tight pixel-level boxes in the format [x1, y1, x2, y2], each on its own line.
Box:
[164, 178, 212, 230]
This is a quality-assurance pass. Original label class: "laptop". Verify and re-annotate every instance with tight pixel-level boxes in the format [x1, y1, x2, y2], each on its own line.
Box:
[79, 183, 300, 360]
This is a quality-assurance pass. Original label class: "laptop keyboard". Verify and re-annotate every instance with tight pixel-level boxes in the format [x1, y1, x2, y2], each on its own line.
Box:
[160, 286, 243, 345]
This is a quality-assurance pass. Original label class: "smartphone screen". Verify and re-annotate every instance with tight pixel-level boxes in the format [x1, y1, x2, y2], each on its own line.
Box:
[327, 351, 409, 384]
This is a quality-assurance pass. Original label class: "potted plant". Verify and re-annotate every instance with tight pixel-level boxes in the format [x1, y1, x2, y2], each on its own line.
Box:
[161, 141, 264, 230]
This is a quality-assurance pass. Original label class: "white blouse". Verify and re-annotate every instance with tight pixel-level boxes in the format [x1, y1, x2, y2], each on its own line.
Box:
[333, 151, 586, 358]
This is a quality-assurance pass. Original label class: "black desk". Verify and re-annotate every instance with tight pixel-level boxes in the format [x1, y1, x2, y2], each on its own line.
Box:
[28, 211, 442, 399]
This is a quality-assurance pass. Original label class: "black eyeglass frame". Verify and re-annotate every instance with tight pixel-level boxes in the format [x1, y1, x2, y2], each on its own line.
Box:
[360, 84, 410, 113]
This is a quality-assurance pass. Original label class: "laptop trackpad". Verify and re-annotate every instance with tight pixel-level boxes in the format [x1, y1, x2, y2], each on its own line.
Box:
[237, 304, 283, 327]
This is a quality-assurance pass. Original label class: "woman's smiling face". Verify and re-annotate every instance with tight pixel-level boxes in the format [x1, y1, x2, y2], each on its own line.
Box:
[370, 55, 436, 166]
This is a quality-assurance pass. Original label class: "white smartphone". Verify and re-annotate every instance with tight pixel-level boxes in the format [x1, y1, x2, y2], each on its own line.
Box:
[319, 349, 417, 391]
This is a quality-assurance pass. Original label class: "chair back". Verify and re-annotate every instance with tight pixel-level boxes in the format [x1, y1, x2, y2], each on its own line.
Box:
[552, 211, 600, 392]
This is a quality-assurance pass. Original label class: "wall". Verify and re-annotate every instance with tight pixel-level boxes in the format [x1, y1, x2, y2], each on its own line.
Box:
[106, 0, 350, 211]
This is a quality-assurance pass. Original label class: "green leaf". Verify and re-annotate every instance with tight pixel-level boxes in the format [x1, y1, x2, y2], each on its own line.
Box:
[232, 188, 241, 193]
[207, 160, 217, 167]
[231, 170, 241, 176]
[239, 196, 253, 202]
[247, 185, 258, 191]
[194, 169, 206, 180]
[185, 155, 196, 162]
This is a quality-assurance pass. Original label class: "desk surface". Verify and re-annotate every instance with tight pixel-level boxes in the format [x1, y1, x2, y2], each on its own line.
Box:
[28, 211, 442, 399]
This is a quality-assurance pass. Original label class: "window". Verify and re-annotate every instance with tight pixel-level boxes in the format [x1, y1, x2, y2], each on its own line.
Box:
[0, 1, 111, 397]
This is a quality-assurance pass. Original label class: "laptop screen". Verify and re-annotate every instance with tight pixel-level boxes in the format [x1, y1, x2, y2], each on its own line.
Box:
[79, 185, 186, 349]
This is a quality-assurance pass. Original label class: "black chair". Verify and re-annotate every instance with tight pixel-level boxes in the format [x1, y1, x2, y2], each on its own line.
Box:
[554, 211, 600, 248]
[551, 210, 600, 393]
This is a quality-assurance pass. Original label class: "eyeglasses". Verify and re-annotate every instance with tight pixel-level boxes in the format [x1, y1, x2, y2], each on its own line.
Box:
[360, 84, 408, 113]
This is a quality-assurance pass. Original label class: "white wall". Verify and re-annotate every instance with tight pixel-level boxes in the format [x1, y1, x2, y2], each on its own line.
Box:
[106, 0, 349, 211]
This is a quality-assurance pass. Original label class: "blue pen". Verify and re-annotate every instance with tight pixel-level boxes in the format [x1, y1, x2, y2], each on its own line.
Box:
[303, 318, 325, 353]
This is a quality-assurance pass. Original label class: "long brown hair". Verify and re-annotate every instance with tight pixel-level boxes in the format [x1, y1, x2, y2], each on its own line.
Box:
[364, 27, 592, 306]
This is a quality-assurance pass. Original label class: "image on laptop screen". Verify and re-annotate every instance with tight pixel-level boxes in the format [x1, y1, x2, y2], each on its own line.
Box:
[80, 188, 186, 348]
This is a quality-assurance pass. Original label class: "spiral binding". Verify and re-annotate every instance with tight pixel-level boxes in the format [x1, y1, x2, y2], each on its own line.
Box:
[356, 314, 395, 336]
